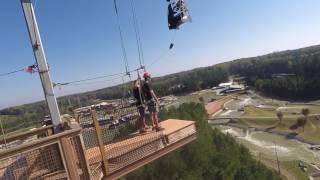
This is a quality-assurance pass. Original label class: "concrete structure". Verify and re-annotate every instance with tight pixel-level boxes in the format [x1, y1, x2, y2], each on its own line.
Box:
[212, 81, 245, 95]
[218, 82, 233, 88]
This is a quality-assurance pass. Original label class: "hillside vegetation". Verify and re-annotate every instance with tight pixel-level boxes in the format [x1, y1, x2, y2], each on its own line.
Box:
[228, 45, 320, 99]
[124, 103, 281, 180]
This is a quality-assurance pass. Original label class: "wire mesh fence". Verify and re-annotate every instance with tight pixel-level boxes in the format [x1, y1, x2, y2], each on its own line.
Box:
[69, 136, 91, 180]
[165, 123, 197, 144]
[0, 115, 45, 147]
[0, 125, 53, 151]
[0, 129, 89, 180]
[0, 143, 64, 179]
[107, 132, 164, 173]
[77, 102, 156, 149]
[0, 101, 197, 179]
[76, 100, 166, 176]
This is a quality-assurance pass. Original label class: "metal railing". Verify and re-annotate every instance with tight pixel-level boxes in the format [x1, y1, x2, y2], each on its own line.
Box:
[0, 125, 53, 151]
[76, 104, 166, 178]
[0, 103, 197, 180]
[0, 127, 90, 180]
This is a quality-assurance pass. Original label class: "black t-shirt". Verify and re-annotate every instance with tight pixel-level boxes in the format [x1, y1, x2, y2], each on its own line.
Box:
[143, 81, 153, 101]
[133, 87, 144, 106]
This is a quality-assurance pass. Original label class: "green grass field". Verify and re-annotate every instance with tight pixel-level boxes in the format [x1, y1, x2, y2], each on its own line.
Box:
[0, 115, 40, 138]
[281, 161, 310, 180]
[176, 90, 223, 105]
[286, 105, 320, 114]
[243, 106, 277, 117]
[256, 154, 311, 180]
[239, 106, 320, 144]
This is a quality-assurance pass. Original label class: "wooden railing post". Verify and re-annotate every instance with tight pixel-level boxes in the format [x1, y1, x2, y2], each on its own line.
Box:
[60, 137, 80, 180]
[77, 135, 92, 180]
[92, 110, 109, 176]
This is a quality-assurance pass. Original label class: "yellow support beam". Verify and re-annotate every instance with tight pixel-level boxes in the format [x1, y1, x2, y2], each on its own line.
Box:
[92, 110, 109, 176]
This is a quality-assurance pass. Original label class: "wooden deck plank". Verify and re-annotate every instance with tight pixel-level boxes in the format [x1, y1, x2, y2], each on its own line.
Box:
[85, 119, 195, 165]
[161, 119, 194, 135]
[105, 134, 196, 180]
[86, 131, 162, 164]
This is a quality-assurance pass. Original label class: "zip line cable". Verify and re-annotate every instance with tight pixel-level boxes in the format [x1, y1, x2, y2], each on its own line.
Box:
[148, 31, 177, 68]
[53, 27, 175, 87]
[0, 4, 38, 77]
[33, 0, 39, 11]
[57, 76, 124, 87]
[55, 0, 145, 88]
[130, 0, 141, 66]
[0, 68, 25, 77]
[113, 0, 130, 75]
[53, 66, 144, 88]
[120, 75, 131, 105]
[0, 64, 39, 78]
[3, 1, 180, 84]
[54, 72, 125, 87]
[147, 48, 171, 69]
[130, 0, 145, 70]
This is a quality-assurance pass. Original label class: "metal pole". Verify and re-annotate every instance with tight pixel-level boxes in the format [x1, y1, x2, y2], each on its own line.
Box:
[274, 141, 281, 174]
[20, 0, 62, 131]
[0, 118, 7, 149]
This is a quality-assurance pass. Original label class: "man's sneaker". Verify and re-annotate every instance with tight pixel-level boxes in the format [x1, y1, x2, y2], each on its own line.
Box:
[139, 129, 147, 134]
[155, 126, 164, 132]
[152, 126, 156, 131]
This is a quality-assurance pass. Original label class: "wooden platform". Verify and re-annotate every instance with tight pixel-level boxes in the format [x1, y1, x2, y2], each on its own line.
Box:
[86, 131, 162, 164]
[161, 119, 194, 135]
[85, 119, 197, 179]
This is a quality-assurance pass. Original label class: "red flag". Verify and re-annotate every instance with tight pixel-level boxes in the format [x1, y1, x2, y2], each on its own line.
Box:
[25, 66, 34, 74]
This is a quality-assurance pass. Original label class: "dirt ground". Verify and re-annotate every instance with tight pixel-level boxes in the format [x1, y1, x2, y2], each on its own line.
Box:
[205, 96, 231, 115]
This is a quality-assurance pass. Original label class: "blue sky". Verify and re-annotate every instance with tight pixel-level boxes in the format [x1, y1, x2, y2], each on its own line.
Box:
[1, 0, 320, 109]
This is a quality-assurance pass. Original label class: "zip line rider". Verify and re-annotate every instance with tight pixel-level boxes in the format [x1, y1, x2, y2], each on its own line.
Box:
[142, 72, 164, 132]
[132, 79, 147, 133]
[167, 0, 191, 30]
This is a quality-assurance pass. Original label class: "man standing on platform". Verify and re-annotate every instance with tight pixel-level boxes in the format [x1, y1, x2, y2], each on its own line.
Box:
[142, 72, 164, 132]
[132, 79, 147, 133]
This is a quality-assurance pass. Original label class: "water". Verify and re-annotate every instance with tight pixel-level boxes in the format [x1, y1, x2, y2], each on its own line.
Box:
[217, 125, 320, 163]
[240, 98, 251, 106]
[220, 110, 234, 116]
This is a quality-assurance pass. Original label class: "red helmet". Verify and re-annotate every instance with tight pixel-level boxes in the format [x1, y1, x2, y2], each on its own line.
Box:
[143, 72, 151, 79]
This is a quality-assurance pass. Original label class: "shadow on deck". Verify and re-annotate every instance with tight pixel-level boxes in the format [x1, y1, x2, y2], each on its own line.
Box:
[86, 119, 196, 180]
[0, 119, 196, 180]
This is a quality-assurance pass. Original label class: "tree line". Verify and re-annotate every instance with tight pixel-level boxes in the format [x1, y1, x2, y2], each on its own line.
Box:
[2, 44, 320, 133]
[229, 45, 320, 100]
[124, 103, 281, 180]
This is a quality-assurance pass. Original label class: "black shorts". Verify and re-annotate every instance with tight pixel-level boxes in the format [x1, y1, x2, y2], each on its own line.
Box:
[147, 100, 159, 113]
[137, 106, 145, 117]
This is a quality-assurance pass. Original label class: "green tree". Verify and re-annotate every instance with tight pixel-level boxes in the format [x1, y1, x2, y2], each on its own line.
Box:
[199, 97, 205, 105]
[297, 117, 307, 133]
[301, 108, 310, 118]
[276, 111, 283, 125]
[125, 103, 281, 180]
[301, 108, 310, 132]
